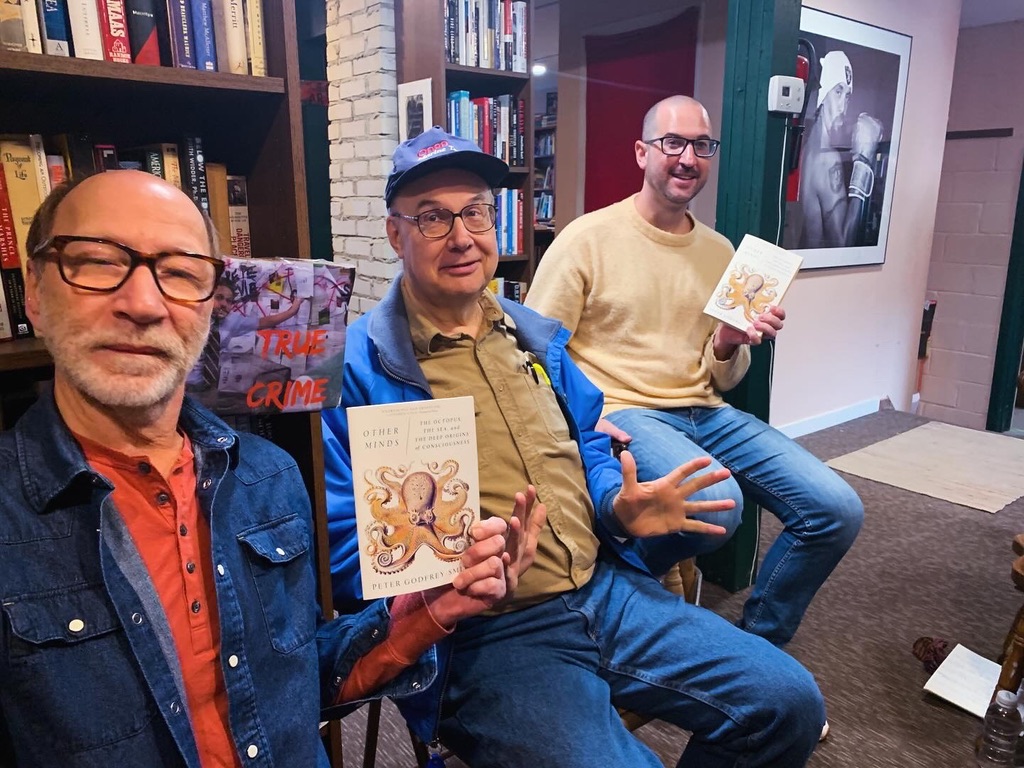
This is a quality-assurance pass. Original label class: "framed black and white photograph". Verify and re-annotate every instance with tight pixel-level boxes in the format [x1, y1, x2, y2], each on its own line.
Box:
[782, 8, 912, 269]
[397, 78, 432, 144]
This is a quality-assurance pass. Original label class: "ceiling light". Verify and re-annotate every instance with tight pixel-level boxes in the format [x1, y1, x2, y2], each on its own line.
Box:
[531, 63, 547, 76]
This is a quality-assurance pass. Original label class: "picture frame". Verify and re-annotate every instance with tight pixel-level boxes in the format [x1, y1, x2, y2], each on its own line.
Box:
[397, 78, 433, 144]
[782, 8, 912, 269]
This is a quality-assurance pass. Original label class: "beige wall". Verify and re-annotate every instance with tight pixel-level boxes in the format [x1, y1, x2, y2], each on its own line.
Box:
[919, 20, 1024, 429]
[770, 0, 962, 432]
[555, 0, 728, 229]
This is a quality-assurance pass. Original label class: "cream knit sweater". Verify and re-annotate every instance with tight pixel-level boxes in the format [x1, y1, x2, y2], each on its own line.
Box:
[526, 195, 750, 416]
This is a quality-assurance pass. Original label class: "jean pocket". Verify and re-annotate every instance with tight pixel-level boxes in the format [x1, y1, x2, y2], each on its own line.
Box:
[2, 584, 160, 755]
[238, 515, 316, 654]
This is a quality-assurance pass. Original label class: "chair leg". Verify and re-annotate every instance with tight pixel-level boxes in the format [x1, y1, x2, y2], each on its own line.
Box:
[362, 699, 381, 768]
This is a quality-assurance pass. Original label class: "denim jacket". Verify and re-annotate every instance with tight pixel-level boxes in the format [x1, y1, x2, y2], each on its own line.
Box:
[321, 276, 648, 742]
[0, 390, 432, 767]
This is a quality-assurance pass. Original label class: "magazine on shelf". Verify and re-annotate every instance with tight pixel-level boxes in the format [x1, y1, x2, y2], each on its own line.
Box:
[348, 396, 480, 599]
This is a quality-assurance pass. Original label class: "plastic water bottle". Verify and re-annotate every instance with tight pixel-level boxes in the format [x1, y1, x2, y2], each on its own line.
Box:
[979, 689, 1021, 766]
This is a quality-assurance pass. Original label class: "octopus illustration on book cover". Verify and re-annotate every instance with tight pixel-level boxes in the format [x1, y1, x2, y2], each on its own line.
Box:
[362, 460, 475, 573]
[714, 264, 780, 324]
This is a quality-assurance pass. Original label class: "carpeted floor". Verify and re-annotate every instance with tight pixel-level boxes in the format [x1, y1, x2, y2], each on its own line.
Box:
[333, 409, 1023, 767]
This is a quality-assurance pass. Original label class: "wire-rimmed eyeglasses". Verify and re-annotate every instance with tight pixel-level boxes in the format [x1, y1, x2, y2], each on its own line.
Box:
[644, 135, 721, 158]
[33, 235, 224, 303]
[390, 203, 497, 239]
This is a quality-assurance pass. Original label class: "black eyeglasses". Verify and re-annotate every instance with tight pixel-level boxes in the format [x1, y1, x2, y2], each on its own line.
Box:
[34, 236, 224, 303]
[390, 203, 497, 239]
[644, 135, 721, 158]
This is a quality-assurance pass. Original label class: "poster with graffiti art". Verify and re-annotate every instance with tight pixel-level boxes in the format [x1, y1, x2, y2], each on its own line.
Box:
[782, 8, 911, 269]
[704, 235, 803, 335]
[348, 397, 480, 598]
[185, 256, 355, 415]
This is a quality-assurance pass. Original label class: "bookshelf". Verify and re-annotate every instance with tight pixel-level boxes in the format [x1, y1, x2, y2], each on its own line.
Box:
[395, 0, 537, 290]
[533, 119, 555, 261]
[0, 1, 342, 763]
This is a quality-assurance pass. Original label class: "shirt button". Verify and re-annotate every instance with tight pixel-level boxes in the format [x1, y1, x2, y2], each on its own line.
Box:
[191, 600, 201, 613]
[218, 437, 229, 444]
[179, 524, 188, 536]
[246, 744, 258, 758]
[275, 547, 286, 556]
[228, 654, 239, 668]
[371, 629, 380, 639]
[132, 613, 144, 625]
[411, 681, 421, 690]
[186, 561, 196, 574]
[217, 564, 225, 576]
[92, 476, 104, 487]
[68, 618, 85, 633]
[138, 462, 151, 475]
[156, 491, 171, 505]
[202, 479, 212, 489]
[170, 701, 181, 714]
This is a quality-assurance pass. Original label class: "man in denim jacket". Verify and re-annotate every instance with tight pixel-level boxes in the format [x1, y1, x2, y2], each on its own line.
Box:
[323, 128, 826, 768]
[0, 170, 526, 767]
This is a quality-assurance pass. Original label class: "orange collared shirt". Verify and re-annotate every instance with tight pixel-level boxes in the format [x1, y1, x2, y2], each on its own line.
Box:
[79, 433, 241, 768]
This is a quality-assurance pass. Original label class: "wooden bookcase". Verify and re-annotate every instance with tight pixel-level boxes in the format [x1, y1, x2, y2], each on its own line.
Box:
[0, 1, 343, 762]
[533, 120, 555, 261]
[395, 0, 537, 288]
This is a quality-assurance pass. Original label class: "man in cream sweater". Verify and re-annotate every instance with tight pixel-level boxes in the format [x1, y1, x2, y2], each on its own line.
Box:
[526, 95, 863, 651]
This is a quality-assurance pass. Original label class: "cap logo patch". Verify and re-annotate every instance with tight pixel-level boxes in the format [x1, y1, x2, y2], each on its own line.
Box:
[417, 140, 452, 160]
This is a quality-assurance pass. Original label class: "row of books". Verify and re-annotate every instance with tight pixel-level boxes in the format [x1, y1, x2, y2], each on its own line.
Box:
[1, 0, 265, 75]
[535, 131, 554, 157]
[0, 132, 253, 342]
[447, 90, 527, 168]
[487, 276, 527, 304]
[534, 191, 553, 222]
[494, 187, 523, 258]
[444, 0, 527, 73]
[533, 164, 553, 191]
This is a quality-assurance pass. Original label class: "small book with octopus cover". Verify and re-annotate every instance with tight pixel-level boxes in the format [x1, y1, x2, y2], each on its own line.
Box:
[348, 396, 480, 599]
[703, 234, 803, 335]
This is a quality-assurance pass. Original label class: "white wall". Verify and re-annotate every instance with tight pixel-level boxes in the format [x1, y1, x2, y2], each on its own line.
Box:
[771, 0, 962, 433]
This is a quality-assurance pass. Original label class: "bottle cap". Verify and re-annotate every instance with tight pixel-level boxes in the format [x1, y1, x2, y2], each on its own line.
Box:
[995, 689, 1019, 708]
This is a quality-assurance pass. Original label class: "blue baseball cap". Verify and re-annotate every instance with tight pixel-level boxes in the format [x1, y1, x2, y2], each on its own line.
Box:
[385, 126, 510, 206]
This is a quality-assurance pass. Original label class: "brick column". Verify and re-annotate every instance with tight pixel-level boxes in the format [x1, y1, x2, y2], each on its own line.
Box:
[326, 0, 400, 316]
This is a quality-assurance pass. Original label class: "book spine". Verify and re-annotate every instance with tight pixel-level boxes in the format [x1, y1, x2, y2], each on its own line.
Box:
[166, 0, 195, 68]
[141, 148, 163, 178]
[0, 167, 33, 339]
[93, 144, 119, 170]
[27, 134, 50, 201]
[96, 0, 131, 63]
[22, 0, 44, 53]
[0, 141, 42, 275]
[511, 1, 526, 73]
[66, 0, 105, 59]
[243, 0, 265, 76]
[189, 0, 216, 71]
[123, 0, 160, 65]
[0, 2, 26, 53]
[159, 143, 181, 187]
[226, 175, 250, 258]
[38, 0, 72, 56]
[46, 154, 67, 187]
[192, 136, 209, 213]
[211, 0, 245, 74]
[180, 137, 200, 206]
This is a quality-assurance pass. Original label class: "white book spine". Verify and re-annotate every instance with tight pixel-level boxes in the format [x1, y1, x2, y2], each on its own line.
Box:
[511, 1, 526, 73]
[27, 134, 50, 201]
[212, 0, 246, 74]
[66, 0, 104, 60]
[243, 0, 265, 76]
[21, 0, 44, 53]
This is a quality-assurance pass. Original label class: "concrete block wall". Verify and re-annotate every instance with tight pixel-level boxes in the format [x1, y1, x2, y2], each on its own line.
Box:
[326, 0, 400, 316]
[921, 20, 1024, 429]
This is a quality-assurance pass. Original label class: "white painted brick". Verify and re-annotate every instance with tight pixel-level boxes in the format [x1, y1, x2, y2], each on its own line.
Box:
[340, 120, 368, 139]
[344, 198, 371, 218]
[356, 178, 387, 198]
[366, 113, 399, 137]
[360, 26, 395, 54]
[955, 382, 991, 415]
[933, 203, 982, 234]
[353, 7, 395, 33]
[342, 160, 370, 177]
[919, 403, 986, 430]
[936, 172, 954, 203]
[920, 373, 958, 407]
[371, 241, 396, 260]
[354, 96, 390, 117]
[355, 138, 393, 158]
[942, 233, 1011, 266]
[368, 198, 388, 218]
[339, 0, 366, 15]
[354, 275, 374, 294]
[326, 60, 353, 82]
[327, 123, 342, 142]
[996, 137, 1024, 172]
[337, 35, 366, 59]
[331, 180, 355, 198]
[334, 76, 368, 100]
[971, 264, 1008, 297]
[328, 163, 343, 181]
[367, 159, 388, 176]
[941, 138, 998, 172]
[327, 101, 353, 122]
[980, 203, 1015, 234]
[331, 217, 358, 236]
[353, 51, 389, 75]
[370, 279, 392, 299]
[344, 238, 372, 257]
[339, 142, 356, 160]
[356, 220, 384, 237]
[950, 171, 1018, 204]
[365, 72, 397, 93]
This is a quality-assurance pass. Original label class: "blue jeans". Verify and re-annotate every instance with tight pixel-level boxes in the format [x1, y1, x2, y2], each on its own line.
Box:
[438, 559, 824, 768]
[605, 405, 864, 646]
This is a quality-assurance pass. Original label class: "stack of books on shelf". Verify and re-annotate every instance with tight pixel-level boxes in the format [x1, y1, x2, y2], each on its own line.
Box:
[494, 187, 522, 258]
[0, 132, 252, 342]
[487, 276, 527, 304]
[0, 0, 267, 75]
[443, 0, 527, 72]
[447, 90, 526, 167]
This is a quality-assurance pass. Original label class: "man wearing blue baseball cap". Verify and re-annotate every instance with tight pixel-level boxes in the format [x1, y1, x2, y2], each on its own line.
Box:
[323, 127, 824, 767]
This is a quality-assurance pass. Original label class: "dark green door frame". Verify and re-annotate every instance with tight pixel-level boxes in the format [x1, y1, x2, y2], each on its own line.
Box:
[698, 0, 800, 592]
[986, 161, 1024, 433]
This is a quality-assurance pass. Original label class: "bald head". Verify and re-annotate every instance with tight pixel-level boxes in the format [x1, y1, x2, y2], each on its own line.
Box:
[641, 95, 712, 140]
[26, 170, 218, 267]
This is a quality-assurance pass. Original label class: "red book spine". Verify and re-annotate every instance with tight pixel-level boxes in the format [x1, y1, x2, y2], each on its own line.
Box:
[97, 0, 133, 63]
[0, 166, 34, 339]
